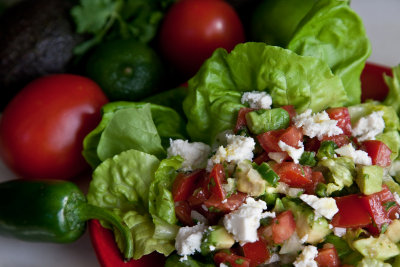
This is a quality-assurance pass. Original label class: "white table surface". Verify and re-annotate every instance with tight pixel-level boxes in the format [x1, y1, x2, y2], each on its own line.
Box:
[0, 1, 399, 266]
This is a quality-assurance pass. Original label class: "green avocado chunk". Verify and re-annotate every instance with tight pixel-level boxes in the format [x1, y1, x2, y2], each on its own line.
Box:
[200, 225, 234, 255]
[356, 165, 383, 195]
[353, 234, 400, 261]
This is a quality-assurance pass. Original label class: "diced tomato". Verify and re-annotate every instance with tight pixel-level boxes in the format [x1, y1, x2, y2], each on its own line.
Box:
[209, 163, 226, 201]
[326, 107, 352, 136]
[174, 201, 194, 226]
[305, 171, 325, 195]
[234, 107, 255, 133]
[331, 194, 372, 228]
[257, 126, 303, 153]
[172, 169, 205, 202]
[376, 185, 400, 220]
[273, 162, 312, 188]
[241, 240, 270, 267]
[315, 244, 340, 267]
[188, 187, 210, 207]
[361, 190, 392, 233]
[321, 134, 351, 148]
[279, 126, 303, 147]
[281, 105, 297, 124]
[214, 251, 250, 267]
[204, 192, 247, 214]
[272, 210, 296, 244]
[360, 140, 392, 167]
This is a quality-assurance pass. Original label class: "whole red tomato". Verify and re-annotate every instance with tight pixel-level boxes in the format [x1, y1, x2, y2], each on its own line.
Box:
[0, 74, 108, 180]
[159, 0, 245, 79]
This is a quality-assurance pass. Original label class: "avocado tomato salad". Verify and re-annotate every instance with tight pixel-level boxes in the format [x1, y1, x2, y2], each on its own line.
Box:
[82, 1, 400, 266]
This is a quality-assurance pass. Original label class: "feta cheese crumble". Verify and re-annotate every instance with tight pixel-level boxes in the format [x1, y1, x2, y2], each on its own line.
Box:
[175, 224, 207, 256]
[241, 91, 272, 109]
[223, 197, 268, 244]
[335, 144, 372, 165]
[278, 140, 304, 164]
[293, 245, 319, 267]
[352, 111, 385, 142]
[299, 194, 339, 220]
[333, 227, 347, 237]
[293, 109, 343, 140]
[167, 139, 211, 171]
[207, 134, 255, 171]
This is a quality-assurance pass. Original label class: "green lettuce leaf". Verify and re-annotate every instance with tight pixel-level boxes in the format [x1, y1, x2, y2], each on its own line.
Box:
[383, 65, 400, 115]
[183, 42, 347, 144]
[287, 0, 371, 106]
[82, 101, 187, 168]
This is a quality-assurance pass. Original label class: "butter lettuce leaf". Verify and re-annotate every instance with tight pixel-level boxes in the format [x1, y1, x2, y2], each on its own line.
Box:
[183, 42, 347, 144]
[287, 0, 371, 106]
[83, 101, 187, 168]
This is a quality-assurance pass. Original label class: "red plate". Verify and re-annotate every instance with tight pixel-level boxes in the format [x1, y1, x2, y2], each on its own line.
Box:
[89, 62, 392, 267]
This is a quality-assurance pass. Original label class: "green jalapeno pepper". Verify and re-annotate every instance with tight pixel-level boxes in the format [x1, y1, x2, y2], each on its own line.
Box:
[0, 179, 133, 259]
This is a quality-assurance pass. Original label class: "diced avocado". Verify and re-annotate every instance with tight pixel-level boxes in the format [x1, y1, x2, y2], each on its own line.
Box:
[318, 157, 355, 195]
[282, 197, 331, 244]
[386, 220, 400, 243]
[245, 108, 289, 134]
[317, 141, 338, 160]
[200, 225, 234, 255]
[353, 234, 400, 261]
[235, 161, 266, 197]
[356, 165, 383, 195]
[356, 258, 391, 267]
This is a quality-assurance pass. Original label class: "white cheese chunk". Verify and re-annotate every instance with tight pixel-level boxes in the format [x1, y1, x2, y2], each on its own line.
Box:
[167, 139, 211, 171]
[293, 245, 319, 267]
[175, 224, 207, 256]
[223, 197, 267, 244]
[300, 194, 339, 220]
[278, 140, 304, 164]
[333, 227, 347, 237]
[335, 143, 372, 165]
[293, 109, 343, 140]
[207, 134, 255, 171]
[352, 111, 385, 142]
[241, 91, 272, 109]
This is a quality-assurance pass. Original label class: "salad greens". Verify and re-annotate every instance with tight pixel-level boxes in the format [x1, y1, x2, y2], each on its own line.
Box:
[71, 0, 174, 55]
[287, 0, 371, 106]
[82, 102, 187, 168]
[183, 42, 347, 144]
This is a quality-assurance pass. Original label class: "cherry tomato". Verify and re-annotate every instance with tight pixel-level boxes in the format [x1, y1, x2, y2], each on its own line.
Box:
[158, 0, 245, 79]
[0, 74, 108, 180]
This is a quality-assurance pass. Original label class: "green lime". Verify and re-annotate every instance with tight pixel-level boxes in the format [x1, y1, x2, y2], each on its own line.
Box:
[250, 0, 317, 47]
[85, 39, 165, 101]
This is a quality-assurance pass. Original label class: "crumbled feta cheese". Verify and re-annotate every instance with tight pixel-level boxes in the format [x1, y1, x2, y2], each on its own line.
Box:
[293, 245, 319, 267]
[278, 140, 304, 164]
[333, 227, 347, 237]
[277, 182, 304, 197]
[241, 91, 272, 109]
[220, 263, 230, 267]
[293, 109, 343, 140]
[167, 139, 211, 171]
[175, 224, 207, 256]
[352, 111, 385, 142]
[268, 152, 287, 164]
[207, 134, 255, 171]
[190, 210, 208, 224]
[179, 255, 188, 262]
[223, 197, 267, 244]
[335, 143, 372, 165]
[300, 194, 339, 220]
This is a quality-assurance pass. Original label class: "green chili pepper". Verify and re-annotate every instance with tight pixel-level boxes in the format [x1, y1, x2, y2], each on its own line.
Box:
[0, 179, 133, 259]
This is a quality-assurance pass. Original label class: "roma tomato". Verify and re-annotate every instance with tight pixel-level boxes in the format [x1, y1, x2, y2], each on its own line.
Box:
[0, 74, 108, 180]
[158, 0, 245, 78]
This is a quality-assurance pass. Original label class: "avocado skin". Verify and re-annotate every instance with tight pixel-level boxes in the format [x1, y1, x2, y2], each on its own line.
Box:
[0, 0, 83, 110]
